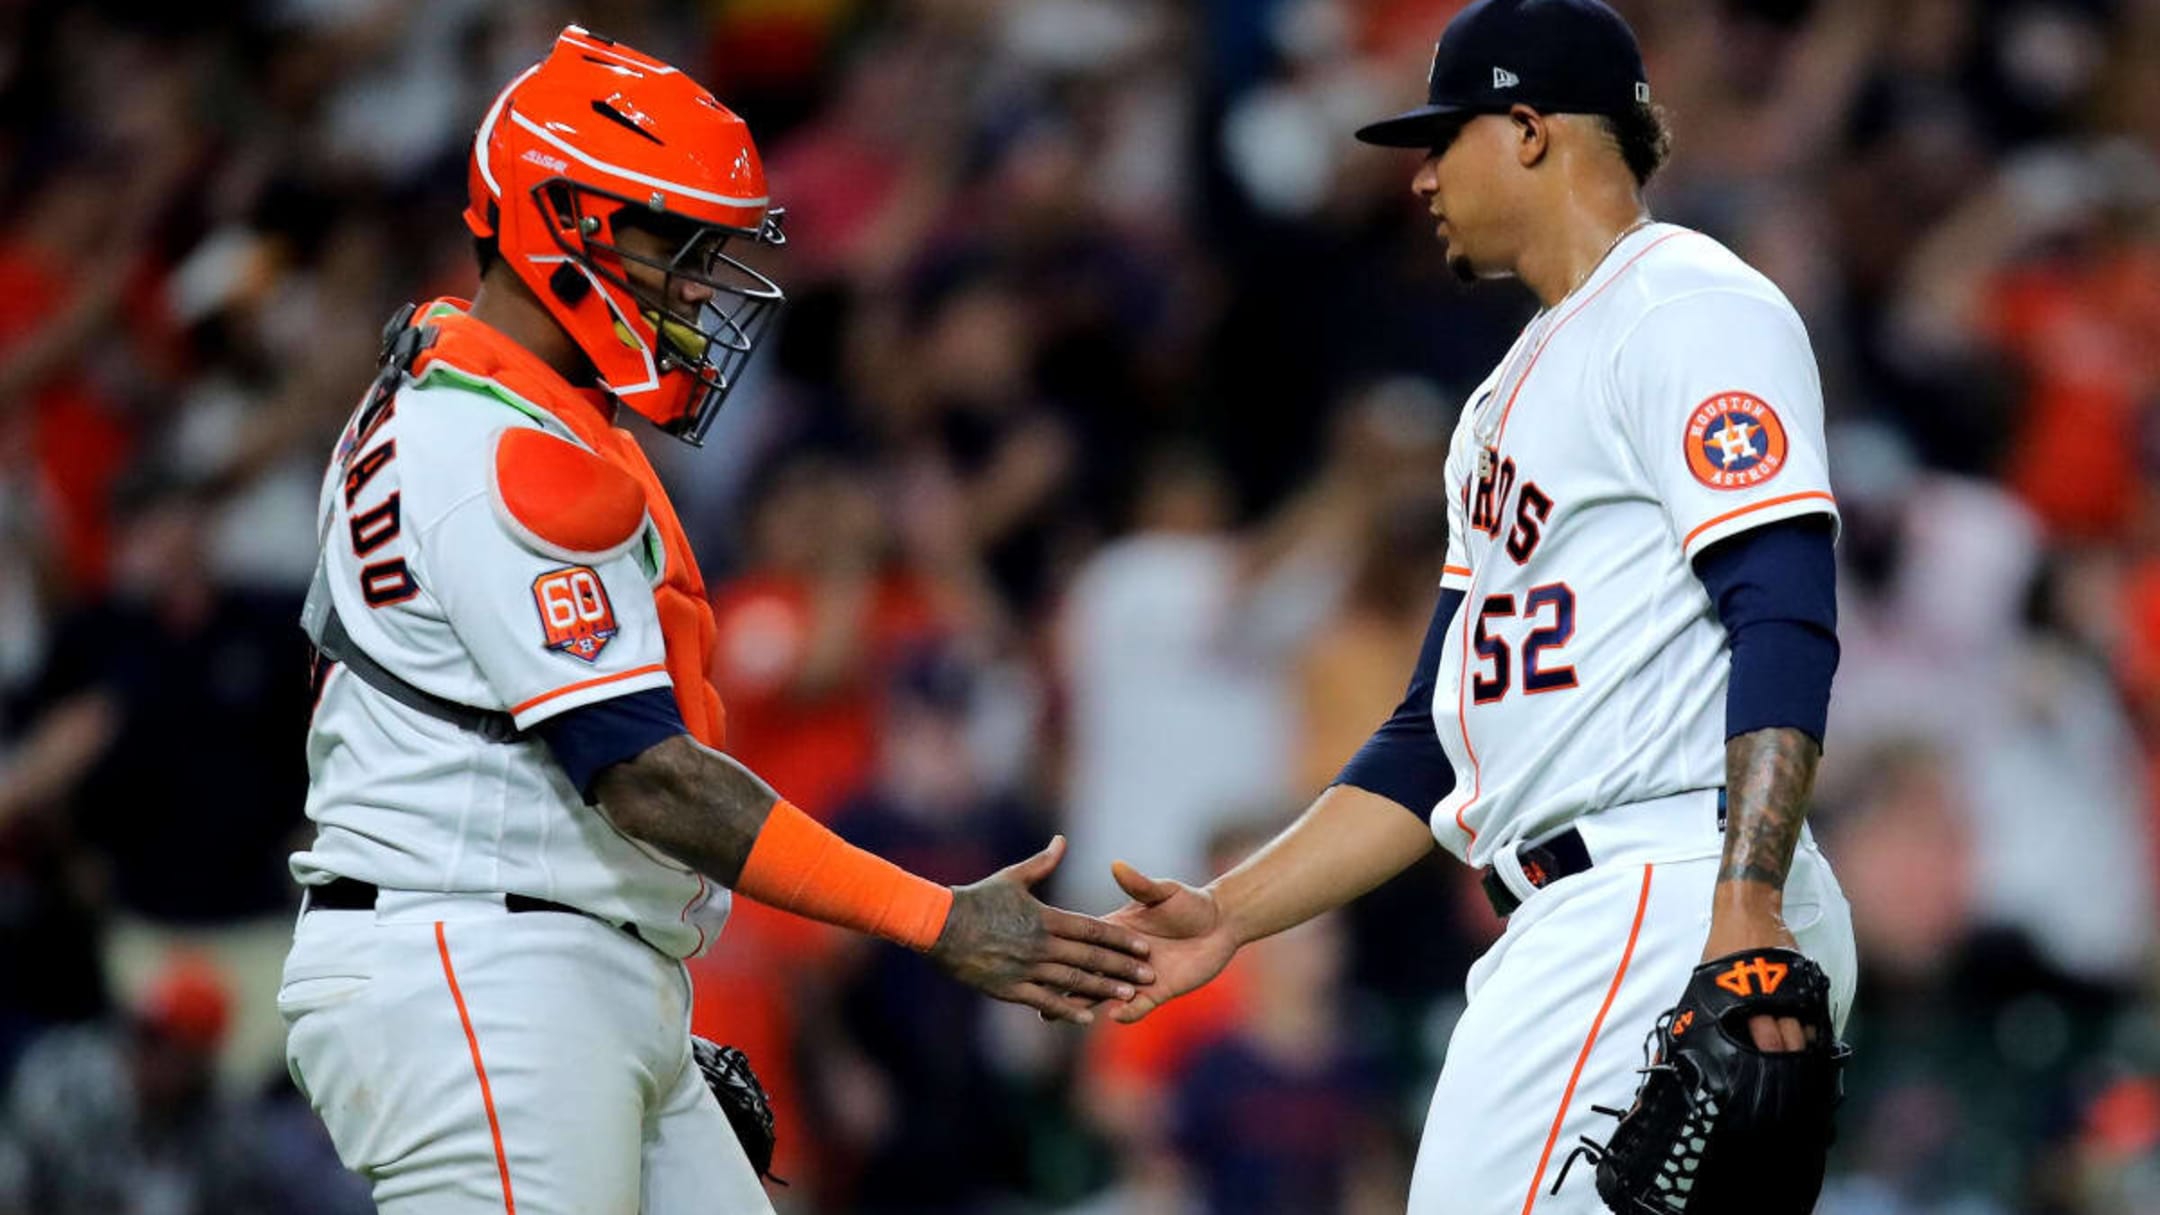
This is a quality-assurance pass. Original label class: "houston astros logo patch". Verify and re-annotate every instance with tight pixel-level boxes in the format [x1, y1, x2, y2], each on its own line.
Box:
[532, 565, 619, 662]
[1684, 391, 1788, 490]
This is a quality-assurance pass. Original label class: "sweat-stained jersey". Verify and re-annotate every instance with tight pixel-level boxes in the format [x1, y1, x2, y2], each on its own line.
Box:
[291, 333, 729, 959]
[1425, 222, 1837, 865]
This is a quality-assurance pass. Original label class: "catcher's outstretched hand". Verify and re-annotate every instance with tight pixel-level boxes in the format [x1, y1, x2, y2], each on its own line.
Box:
[1098, 860, 1241, 1024]
[927, 835, 1155, 1026]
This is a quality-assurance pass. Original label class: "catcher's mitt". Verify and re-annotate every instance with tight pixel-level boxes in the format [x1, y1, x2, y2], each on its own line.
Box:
[1557, 947, 1849, 1214]
[692, 1036, 785, 1185]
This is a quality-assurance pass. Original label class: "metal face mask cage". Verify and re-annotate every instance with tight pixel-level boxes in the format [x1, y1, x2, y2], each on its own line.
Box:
[535, 178, 787, 446]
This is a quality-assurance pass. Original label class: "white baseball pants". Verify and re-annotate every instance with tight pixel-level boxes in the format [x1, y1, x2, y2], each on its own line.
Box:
[1408, 790, 1858, 1214]
[279, 890, 774, 1215]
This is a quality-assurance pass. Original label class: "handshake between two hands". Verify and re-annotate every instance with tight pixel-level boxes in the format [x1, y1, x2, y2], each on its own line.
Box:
[923, 836, 1239, 1027]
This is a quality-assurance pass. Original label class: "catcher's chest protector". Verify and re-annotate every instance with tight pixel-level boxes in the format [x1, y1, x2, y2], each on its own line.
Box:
[411, 302, 728, 748]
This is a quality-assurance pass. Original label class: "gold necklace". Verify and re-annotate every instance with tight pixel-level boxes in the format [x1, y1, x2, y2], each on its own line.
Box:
[1474, 215, 1654, 477]
[1559, 214, 1651, 303]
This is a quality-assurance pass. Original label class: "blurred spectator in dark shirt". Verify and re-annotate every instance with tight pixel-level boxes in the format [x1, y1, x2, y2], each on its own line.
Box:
[814, 652, 1050, 1212]
[0, 952, 364, 1215]
[700, 453, 981, 1197]
[1172, 911, 1401, 1215]
[873, 265, 1081, 617]
[1071, 817, 1265, 1215]
[0, 472, 306, 1093]
[1822, 742, 2137, 1212]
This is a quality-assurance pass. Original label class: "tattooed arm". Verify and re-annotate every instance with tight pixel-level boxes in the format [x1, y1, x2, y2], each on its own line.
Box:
[1714, 726, 1821, 892]
[1690, 519, 1840, 1052]
[1704, 726, 1820, 948]
[1699, 727, 1824, 1055]
[1691, 523, 1836, 924]
[595, 734, 1153, 1023]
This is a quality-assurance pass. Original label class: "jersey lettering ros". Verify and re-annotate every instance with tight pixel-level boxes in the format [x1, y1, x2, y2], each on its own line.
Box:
[293, 364, 729, 958]
[1426, 224, 1837, 866]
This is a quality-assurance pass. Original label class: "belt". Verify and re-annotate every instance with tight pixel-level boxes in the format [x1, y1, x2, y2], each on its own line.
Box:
[305, 876, 653, 949]
[1479, 827, 1594, 918]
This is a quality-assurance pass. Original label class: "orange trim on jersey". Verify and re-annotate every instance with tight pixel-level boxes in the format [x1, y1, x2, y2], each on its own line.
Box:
[1492, 231, 1690, 448]
[436, 922, 517, 1215]
[1520, 865, 1655, 1214]
[1680, 490, 1836, 552]
[509, 663, 667, 716]
[1443, 564, 1473, 580]
[1452, 596, 1485, 846]
[679, 874, 711, 956]
[1449, 231, 1691, 844]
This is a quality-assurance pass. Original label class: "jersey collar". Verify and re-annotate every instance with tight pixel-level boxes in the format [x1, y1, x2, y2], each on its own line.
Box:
[1556, 220, 1677, 312]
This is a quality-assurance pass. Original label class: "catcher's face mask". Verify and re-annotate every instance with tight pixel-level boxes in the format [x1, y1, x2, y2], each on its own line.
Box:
[540, 184, 785, 446]
[465, 26, 786, 446]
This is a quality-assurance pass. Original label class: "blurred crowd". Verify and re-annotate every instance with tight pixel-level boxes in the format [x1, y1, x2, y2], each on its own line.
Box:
[1, 0, 2158, 1211]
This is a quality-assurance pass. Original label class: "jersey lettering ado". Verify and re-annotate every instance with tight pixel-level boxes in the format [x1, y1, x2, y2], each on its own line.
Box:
[293, 301, 728, 957]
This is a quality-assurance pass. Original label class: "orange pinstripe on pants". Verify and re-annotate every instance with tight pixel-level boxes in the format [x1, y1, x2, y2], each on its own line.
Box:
[1519, 865, 1656, 1212]
[435, 921, 517, 1214]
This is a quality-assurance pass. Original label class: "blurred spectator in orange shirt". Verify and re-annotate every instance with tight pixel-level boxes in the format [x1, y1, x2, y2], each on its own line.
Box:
[699, 455, 970, 1195]
[1894, 141, 2160, 540]
[1990, 225, 2160, 542]
[0, 160, 159, 598]
[709, 452, 953, 819]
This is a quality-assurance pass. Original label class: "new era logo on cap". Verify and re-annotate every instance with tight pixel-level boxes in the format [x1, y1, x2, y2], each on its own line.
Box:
[1355, 0, 1652, 149]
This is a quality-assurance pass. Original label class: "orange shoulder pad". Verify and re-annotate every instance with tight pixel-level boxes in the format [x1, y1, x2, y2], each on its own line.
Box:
[490, 428, 649, 562]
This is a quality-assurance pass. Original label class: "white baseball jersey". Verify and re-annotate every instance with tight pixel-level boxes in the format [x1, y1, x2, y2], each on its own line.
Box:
[1425, 222, 1838, 866]
[292, 367, 729, 959]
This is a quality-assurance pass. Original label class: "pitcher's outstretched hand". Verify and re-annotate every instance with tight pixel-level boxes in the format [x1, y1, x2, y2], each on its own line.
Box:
[1099, 860, 1241, 1024]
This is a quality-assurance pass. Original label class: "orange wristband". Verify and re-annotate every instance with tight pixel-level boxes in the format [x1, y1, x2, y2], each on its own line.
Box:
[734, 799, 955, 951]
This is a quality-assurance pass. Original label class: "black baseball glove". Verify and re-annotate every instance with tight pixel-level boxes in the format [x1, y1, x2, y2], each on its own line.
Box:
[1558, 947, 1850, 1214]
[692, 1036, 785, 1185]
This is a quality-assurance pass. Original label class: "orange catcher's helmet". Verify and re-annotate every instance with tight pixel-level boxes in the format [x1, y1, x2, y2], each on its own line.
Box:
[464, 26, 784, 445]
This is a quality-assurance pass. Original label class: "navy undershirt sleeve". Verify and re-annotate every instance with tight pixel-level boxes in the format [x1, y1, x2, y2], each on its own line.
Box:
[532, 687, 687, 803]
[1691, 515, 1840, 744]
[1334, 588, 1463, 821]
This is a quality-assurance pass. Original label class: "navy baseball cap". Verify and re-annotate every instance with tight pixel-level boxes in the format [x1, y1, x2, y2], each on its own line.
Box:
[1354, 0, 1651, 148]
